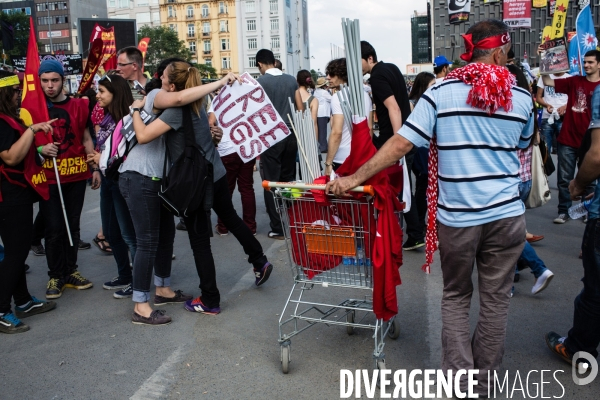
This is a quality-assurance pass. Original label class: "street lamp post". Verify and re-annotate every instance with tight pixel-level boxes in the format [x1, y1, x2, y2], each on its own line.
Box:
[46, 2, 54, 54]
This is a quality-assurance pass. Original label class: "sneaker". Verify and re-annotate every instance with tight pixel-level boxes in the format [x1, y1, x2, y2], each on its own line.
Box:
[46, 278, 65, 299]
[254, 262, 273, 287]
[78, 239, 91, 250]
[154, 289, 193, 306]
[103, 277, 131, 290]
[514, 272, 520, 283]
[545, 331, 572, 364]
[184, 296, 221, 315]
[268, 231, 284, 240]
[532, 270, 554, 295]
[176, 221, 187, 231]
[172, 254, 176, 260]
[0, 312, 30, 334]
[114, 284, 133, 299]
[131, 309, 172, 325]
[553, 214, 569, 224]
[402, 237, 425, 251]
[215, 224, 229, 236]
[64, 271, 93, 290]
[31, 244, 45, 256]
[24, 264, 30, 273]
[15, 297, 56, 319]
[583, 216, 588, 224]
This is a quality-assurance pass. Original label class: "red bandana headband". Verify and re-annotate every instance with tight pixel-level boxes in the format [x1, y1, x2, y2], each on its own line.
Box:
[460, 32, 511, 62]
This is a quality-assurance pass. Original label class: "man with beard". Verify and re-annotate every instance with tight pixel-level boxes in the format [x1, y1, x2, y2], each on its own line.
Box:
[37, 59, 99, 299]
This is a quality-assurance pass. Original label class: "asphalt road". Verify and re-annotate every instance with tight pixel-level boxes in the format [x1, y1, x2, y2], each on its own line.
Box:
[1, 154, 599, 400]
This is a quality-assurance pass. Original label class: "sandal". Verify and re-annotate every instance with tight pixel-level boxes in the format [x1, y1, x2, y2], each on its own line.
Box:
[93, 235, 112, 253]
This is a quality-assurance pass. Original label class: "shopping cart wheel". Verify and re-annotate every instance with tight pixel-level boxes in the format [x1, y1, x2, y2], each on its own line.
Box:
[346, 312, 355, 335]
[281, 345, 290, 374]
[387, 318, 400, 340]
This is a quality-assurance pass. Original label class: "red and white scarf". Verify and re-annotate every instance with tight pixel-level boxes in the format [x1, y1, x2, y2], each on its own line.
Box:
[421, 63, 516, 273]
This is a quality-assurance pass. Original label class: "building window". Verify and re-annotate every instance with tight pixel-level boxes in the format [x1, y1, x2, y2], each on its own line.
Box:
[169, 24, 177, 34]
[137, 0, 149, 6]
[270, 18, 279, 30]
[271, 37, 280, 49]
[220, 20, 228, 32]
[219, 1, 227, 14]
[189, 41, 196, 52]
[118, 0, 128, 8]
[221, 39, 229, 50]
[203, 22, 210, 34]
[247, 19, 256, 31]
[249, 56, 256, 68]
[204, 40, 211, 52]
[188, 24, 195, 37]
[152, 12, 160, 22]
[246, 1, 255, 12]
[186, 6, 194, 18]
[137, 12, 151, 23]
[248, 38, 257, 49]
[167, 6, 174, 18]
[201, 4, 209, 17]
[108, 0, 116, 7]
[205, 58, 212, 67]
[44, 42, 71, 53]
[37, 15, 69, 25]
[270, 0, 278, 12]
[222, 57, 230, 69]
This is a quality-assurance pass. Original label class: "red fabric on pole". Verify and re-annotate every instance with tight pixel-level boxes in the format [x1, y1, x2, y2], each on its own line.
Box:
[336, 118, 403, 321]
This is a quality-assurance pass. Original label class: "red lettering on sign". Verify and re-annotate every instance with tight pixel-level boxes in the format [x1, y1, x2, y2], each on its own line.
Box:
[258, 122, 289, 147]
[213, 92, 232, 112]
[218, 101, 244, 128]
[248, 104, 278, 132]
[236, 87, 265, 112]
[229, 121, 253, 145]
[240, 139, 262, 159]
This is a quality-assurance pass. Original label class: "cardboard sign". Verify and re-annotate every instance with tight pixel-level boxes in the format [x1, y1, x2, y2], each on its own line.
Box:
[212, 72, 290, 162]
[503, 0, 532, 28]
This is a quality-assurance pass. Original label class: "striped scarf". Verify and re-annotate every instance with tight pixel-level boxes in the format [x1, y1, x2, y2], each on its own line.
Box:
[422, 63, 515, 273]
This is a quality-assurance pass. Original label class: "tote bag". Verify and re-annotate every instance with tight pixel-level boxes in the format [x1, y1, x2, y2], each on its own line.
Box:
[525, 145, 551, 209]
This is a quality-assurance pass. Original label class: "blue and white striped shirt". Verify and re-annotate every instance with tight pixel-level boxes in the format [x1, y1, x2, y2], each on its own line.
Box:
[399, 78, 535, 228]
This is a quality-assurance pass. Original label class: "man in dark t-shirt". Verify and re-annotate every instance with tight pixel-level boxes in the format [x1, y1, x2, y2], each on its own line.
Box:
[361, 41, 423, 250]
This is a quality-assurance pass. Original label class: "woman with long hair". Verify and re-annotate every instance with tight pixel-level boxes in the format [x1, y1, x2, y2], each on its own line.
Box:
[408, 72, 435, 111]
[115, 59, 194, 325]
[86, 74, 137, 295]
[0, 71, 57, 333]
[131, 61, 273, 316]
[294, 69, 318, 136]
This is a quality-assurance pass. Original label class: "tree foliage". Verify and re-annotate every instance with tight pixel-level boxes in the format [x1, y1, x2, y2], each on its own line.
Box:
[310, 69, 318, 83]
[138, 25, 192, 75]
[192, 62, 217, 79]
[0, 12, 33, 60]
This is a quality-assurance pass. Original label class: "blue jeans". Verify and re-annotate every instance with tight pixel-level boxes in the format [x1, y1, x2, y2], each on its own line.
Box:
[557, 143, 578, 214]
[564, 218, 600, 358]
[119, 172, 175, 303]
[518, 180, 532, 203]
[518, 242, 548, 279]
[100, 177, 136, 283]
[540, 119, 562, 153]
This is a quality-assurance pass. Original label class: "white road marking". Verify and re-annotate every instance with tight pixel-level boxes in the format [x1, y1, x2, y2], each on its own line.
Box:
[130, 346, 186, 400]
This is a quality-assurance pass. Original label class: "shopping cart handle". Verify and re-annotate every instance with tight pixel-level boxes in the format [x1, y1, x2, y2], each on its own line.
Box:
[262, 180, 375, 196]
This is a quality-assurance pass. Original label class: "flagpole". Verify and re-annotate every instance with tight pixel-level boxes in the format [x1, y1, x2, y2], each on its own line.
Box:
[52, 157, 73, 246]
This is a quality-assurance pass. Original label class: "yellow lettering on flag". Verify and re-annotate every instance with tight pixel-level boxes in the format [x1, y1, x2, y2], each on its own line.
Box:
[550, 0, 569, 39]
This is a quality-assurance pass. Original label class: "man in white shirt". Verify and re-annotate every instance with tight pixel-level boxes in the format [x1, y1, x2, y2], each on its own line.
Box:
[536, 72, 570, 154]
[313, 78, 332, 152]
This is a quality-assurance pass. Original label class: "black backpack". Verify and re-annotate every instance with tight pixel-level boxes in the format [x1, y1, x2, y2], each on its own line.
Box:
[158, 105, 213, 218]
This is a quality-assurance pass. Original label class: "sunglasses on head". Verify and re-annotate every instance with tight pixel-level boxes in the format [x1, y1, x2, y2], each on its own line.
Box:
[100, 75, 112, 83]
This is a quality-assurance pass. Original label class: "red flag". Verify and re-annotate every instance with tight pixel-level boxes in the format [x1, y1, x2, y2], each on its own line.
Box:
[17, 17, 50, 200]
[77, 38, 104, 94]
[138, 37, 150, 71]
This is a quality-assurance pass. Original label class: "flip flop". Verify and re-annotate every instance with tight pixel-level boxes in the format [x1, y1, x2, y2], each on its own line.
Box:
[93, 235, 112, 253]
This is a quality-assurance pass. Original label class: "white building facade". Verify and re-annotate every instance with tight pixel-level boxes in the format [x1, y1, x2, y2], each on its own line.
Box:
[236, 0, 310, 77]
[107, 0, 160, 28]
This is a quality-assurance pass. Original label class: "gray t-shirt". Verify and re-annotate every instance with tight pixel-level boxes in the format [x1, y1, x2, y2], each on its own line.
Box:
[159, 106, 226, 182]
[119, 89, 166, 178]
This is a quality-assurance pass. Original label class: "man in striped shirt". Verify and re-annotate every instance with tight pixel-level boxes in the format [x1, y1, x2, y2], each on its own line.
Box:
[327, 20, 534, 396]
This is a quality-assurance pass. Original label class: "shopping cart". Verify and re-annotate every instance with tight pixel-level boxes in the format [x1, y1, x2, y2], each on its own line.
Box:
[263, 181, 401, 374]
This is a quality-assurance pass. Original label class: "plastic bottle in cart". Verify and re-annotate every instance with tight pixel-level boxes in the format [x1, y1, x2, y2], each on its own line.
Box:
[568, 197, 594, 220]
[356, 247, 365, 266]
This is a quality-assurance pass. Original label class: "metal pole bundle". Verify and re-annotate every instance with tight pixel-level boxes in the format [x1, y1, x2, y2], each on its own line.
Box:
[341, 18, 365, 118]
[288, 98, 321, 182]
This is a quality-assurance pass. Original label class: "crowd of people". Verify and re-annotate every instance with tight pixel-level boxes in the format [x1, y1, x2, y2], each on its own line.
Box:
[0, 18, 598, 397]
